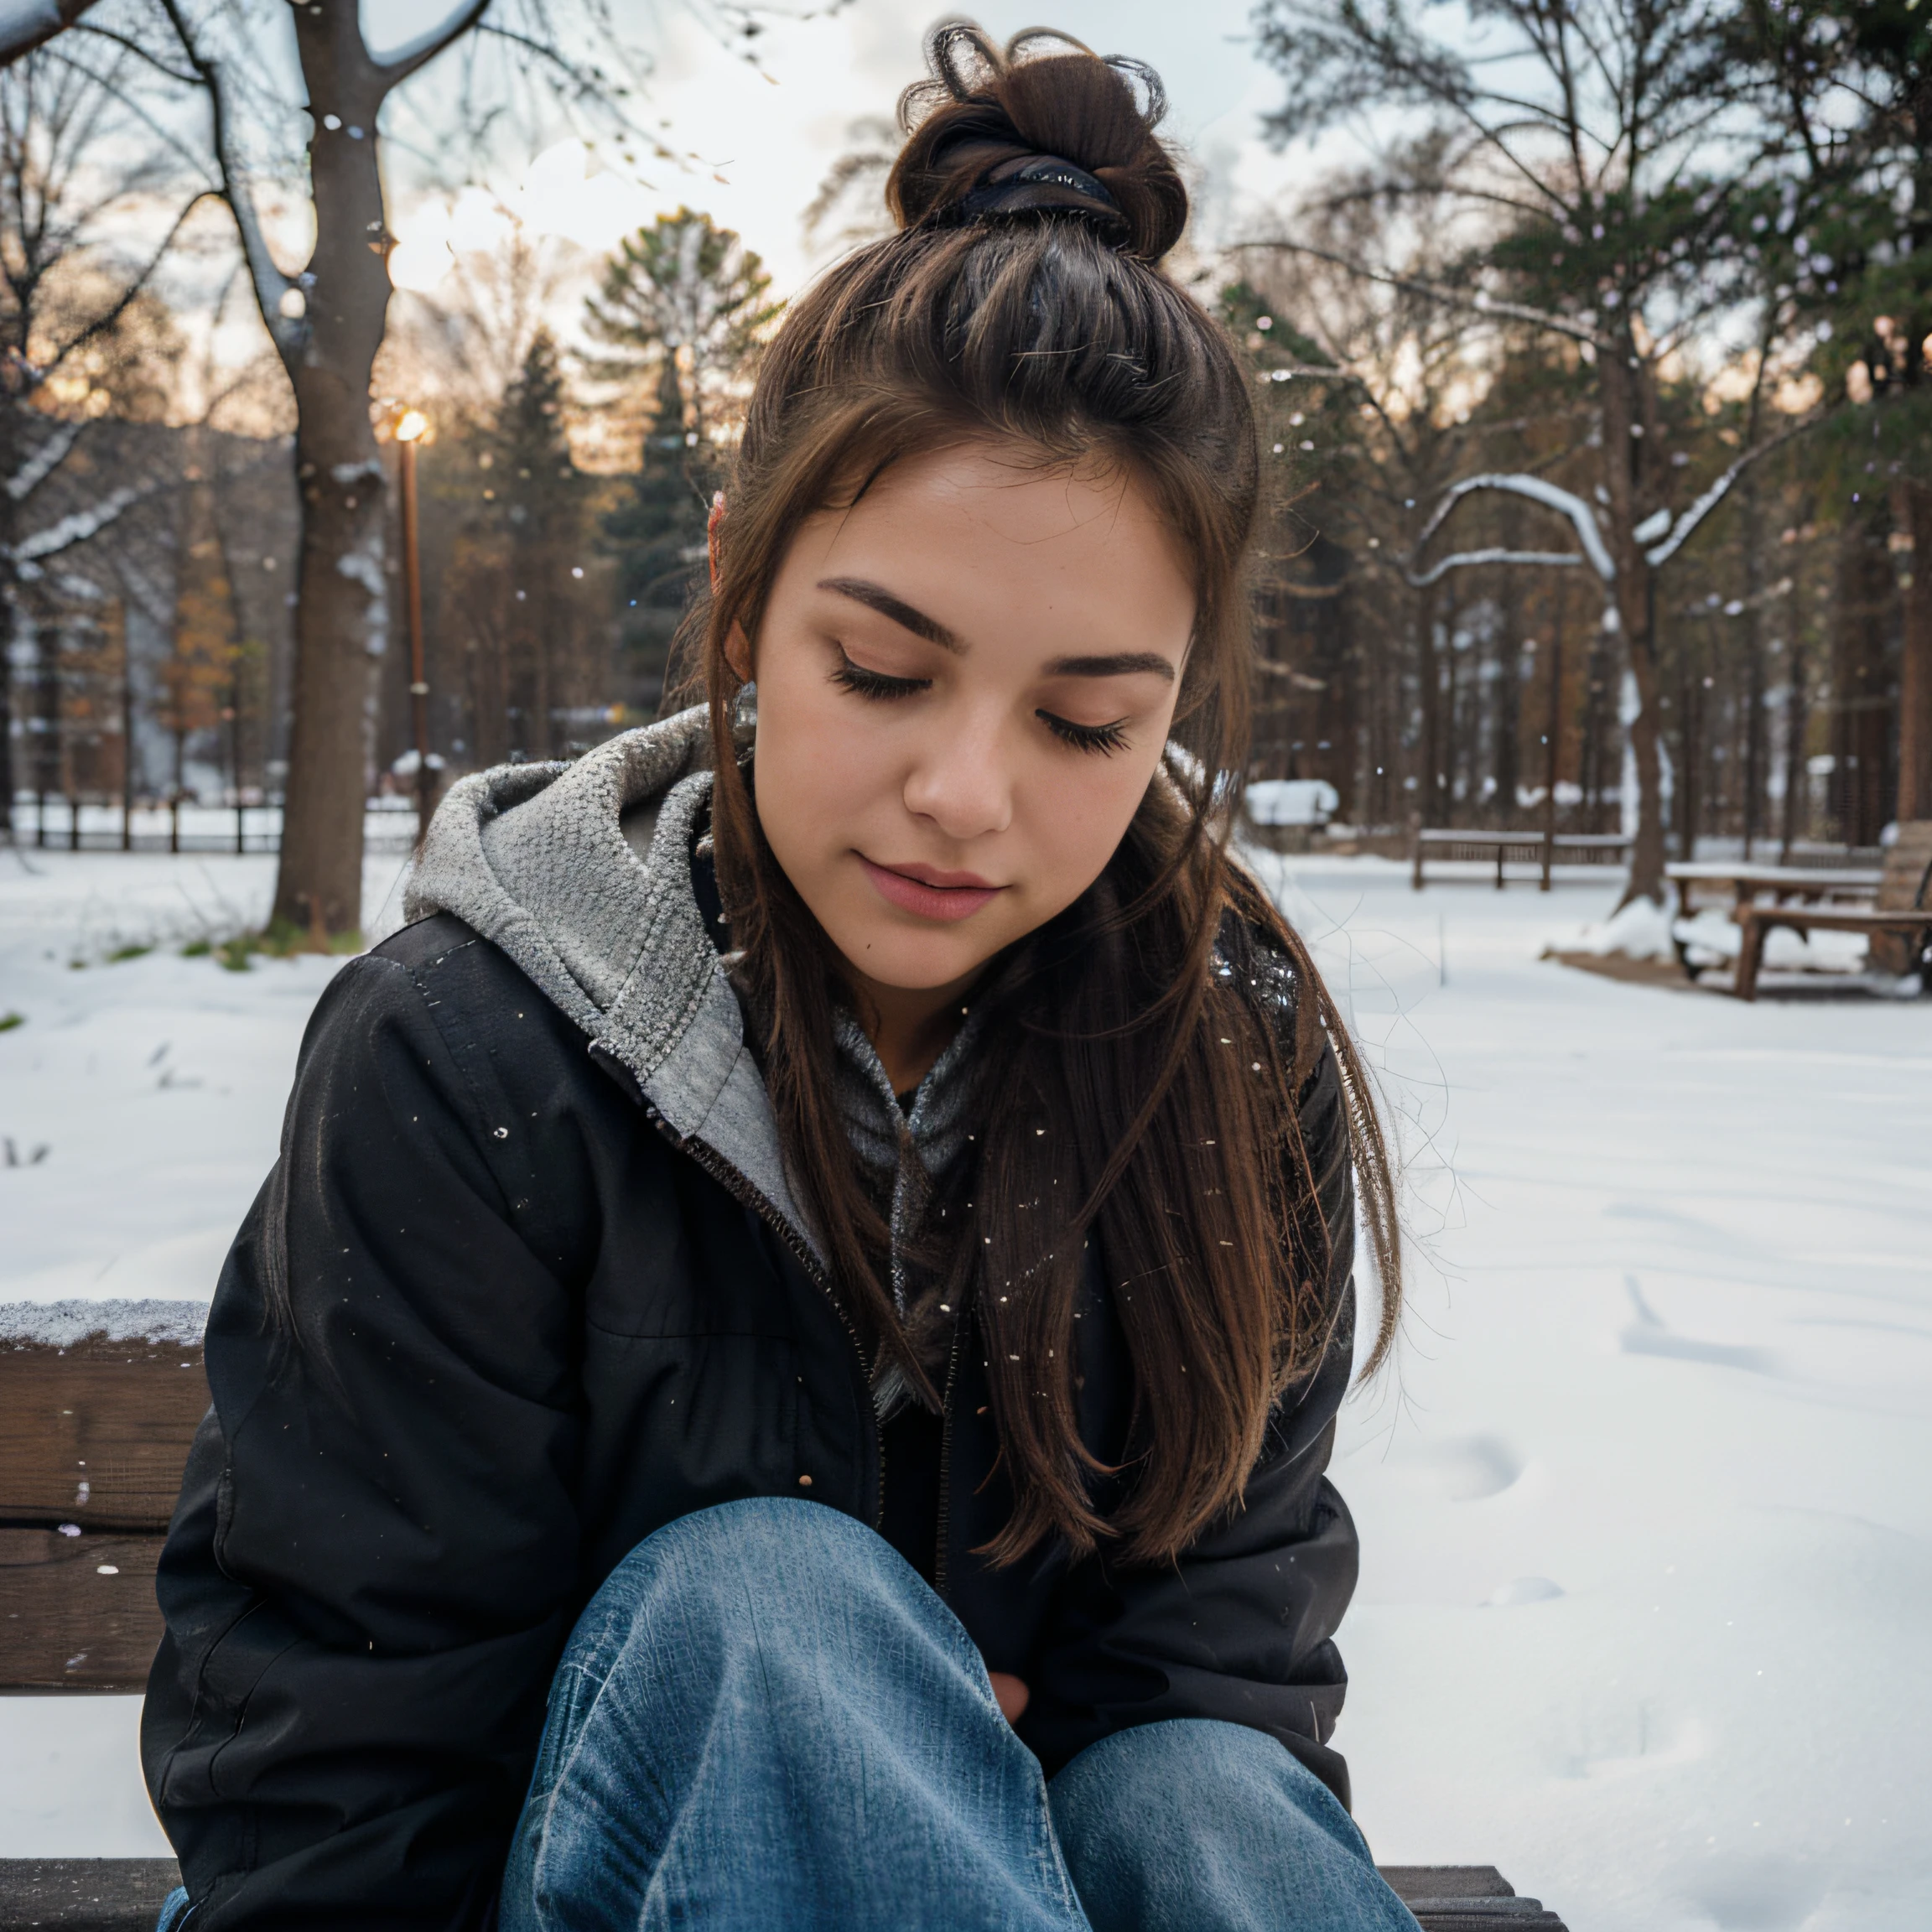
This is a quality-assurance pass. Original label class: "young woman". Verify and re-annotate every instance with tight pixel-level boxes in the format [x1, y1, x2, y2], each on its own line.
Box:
[145, 26, 1410, 1932]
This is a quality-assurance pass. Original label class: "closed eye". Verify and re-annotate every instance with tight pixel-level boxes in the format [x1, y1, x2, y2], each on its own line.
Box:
[829, 649, 929, 700]
[1037, 710, 1130, 755]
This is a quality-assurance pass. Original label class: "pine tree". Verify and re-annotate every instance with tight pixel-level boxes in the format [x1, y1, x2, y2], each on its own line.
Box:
[475, 330, 593, 759]
[588, 210, 780, 708]
[605, 354, 708, 706]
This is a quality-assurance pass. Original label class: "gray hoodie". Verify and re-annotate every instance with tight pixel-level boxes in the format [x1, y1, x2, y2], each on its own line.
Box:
[406, 706, 974, 1368]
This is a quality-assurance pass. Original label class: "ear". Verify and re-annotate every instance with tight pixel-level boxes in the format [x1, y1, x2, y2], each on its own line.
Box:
[723, 621, 753, 684]
[707, 491, 725, 593]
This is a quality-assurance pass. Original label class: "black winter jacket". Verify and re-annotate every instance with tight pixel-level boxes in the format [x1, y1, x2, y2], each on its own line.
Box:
[143, 717, 1362, 1931]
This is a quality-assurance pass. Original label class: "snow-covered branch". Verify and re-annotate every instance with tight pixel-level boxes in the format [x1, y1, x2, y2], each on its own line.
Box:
[0, 0, 100, 65]
[7, 420, 80, 502]
[156, 0, 299, 368]
[1233, 239, 1615, 353]
[1405, 547, 1585, 589]
[374, 0, 491, 93]
[1415, 471, 1618, 582]
[1257, 363, 1368, 385]
[9, 480, 151, 574]
[1642, 416, 1822, 569]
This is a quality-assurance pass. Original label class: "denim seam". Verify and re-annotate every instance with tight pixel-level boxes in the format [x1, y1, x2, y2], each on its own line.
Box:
[525, 1654, 626, 1931]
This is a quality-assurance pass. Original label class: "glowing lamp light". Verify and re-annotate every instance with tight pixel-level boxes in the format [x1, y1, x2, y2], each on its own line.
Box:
[395, 409, 429, 443]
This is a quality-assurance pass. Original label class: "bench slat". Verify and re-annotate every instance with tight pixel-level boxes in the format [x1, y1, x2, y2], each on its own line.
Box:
[0, 1341, 206, 1533]
[0, 1529, 164, 1692]
[0, 1859, 180, 1931]
[0, 1859, 1570, 1930]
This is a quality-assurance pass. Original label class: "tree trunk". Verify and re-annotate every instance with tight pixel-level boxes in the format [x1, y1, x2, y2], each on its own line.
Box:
[34, 615, 60, 847]
[1493, 507, 1524, 823]
[0, 392, 21, 840]
[1738, 468, 1767, 856]
[1675, 616, 1701, 864]
[0, 591, 13, 840]
[1597, 343, 1668, 906]
[1895, 477, 1932, 823]
[1415, 578, 1441, 827]
[1620, 574, 1669, 902]
[1829, 507, 1896, 846]
[1780, 629, 1808, 860]
[269, 15, 399, 937]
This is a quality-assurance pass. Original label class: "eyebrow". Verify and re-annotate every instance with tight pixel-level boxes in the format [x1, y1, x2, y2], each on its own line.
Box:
[1043, 652, 1176, 683]
[818, 577, 962, 652]
[820, 578, 1179, 683]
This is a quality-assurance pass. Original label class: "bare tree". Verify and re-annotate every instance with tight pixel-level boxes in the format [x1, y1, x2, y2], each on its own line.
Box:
[0, 41, 189, 839]
[1251, 0, 1821, 902]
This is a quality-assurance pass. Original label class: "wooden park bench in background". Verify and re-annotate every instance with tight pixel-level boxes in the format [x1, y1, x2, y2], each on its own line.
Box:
[0, 1307, 1570, 1932]
[1665, 860, 1886, 925]
[1412, 828, 1632, 891]
[1664, 860, 1885, 982]
[1727, 821, 1932, 1000]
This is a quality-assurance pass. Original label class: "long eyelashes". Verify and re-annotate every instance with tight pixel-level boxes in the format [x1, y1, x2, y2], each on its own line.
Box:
[829, 649, 1128, 755]
[828, 652, 928, 700]
[1037, 712, 1129, 756]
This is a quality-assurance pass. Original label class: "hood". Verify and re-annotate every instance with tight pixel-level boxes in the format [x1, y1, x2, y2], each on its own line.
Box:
[405, 706, 823, 1265]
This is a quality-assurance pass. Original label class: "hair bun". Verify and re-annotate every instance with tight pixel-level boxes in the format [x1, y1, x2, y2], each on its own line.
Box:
[887, 23, 1188, 262]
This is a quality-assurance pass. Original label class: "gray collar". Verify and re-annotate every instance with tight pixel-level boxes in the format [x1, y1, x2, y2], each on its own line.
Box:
[405, 707, 823, 1266]
[831, 1005, 984, 1317]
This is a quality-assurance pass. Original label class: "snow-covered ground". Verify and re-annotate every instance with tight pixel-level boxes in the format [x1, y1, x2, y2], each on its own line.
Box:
[3, 843, 1929, 1931]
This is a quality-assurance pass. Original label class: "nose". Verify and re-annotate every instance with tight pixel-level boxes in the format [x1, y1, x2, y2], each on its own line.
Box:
[901, 705, 1014, 843]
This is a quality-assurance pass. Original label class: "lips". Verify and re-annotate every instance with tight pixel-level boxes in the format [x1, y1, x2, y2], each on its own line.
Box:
[857, 854, 1005, 923]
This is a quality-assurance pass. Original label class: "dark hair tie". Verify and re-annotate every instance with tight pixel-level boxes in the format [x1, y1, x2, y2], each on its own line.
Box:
[957, 153, 1128, 236]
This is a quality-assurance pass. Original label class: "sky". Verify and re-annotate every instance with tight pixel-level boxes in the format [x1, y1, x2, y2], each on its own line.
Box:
[368, 0, 1364, 320]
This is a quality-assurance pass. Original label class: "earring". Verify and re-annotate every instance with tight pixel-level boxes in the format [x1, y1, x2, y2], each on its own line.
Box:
[730, 680, 758, 751]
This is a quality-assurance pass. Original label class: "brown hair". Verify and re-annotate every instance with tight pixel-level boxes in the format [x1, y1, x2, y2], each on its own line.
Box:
[685, 23, 1400, 1566]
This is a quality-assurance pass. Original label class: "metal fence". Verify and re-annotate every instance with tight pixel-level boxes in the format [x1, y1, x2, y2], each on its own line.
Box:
[5, 797, 421, 858]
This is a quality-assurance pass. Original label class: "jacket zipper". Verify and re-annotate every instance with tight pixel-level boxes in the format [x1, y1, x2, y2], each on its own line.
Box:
[932, 1311, 964, 1600]
[641, 1108, 887, 1530]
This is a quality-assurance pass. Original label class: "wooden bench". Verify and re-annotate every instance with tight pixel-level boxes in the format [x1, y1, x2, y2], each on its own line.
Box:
[1412, 828, 1632, 891]
[0, 1307, 1568, 1932]
[1665, 861, 1885, 923]
[1729, 823, 1932, 1000]
[1665, 862, 1885, 981]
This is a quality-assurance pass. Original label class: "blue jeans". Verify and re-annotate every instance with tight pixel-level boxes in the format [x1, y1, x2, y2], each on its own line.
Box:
[497, 1497, 1417, 1932]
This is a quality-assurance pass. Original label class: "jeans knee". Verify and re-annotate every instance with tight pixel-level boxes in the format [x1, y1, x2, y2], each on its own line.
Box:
[1065, 1717, 1349, 1815]
[621, 1495, 891, 1605]
[571, 1496, 923, 1684]
[1051, 1731, 1399, 1924]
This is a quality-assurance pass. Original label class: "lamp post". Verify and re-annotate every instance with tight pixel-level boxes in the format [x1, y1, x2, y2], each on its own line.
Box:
[394, 408, 434, 842]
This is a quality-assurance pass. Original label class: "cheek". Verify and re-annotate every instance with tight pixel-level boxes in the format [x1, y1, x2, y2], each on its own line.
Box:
[748, 662, 882, 865]
[1014, 752, 1161, 905]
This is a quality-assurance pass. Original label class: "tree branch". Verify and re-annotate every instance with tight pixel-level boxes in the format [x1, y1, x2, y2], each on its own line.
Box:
[1415, 470, 1618, 582]
[70, 20, 197, 86]
[1643, 414, 1823, 568]
[10, 479, 153, 574]
[0, 0, 101, 68]
[1232, 238, 1615, 352]
[39, 188, 216, 378]
[6, 418, 79, 501]
[155, 0, 299, 369]
[373, 0, 491, 96]
[1405, 547, 1586, 588]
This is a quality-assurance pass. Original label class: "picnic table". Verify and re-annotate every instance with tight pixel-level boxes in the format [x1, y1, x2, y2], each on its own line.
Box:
[1665, 861, 1883, 922]
[0, 1311, 1571, 1932]
[1670, 823, 1932, 1000]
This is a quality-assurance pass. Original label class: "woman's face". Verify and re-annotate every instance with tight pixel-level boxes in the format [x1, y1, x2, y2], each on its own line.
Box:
[738, 441, 1196, 1001]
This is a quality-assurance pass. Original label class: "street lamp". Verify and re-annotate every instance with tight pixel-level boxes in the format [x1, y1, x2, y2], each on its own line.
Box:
[394, 408, 435, 841]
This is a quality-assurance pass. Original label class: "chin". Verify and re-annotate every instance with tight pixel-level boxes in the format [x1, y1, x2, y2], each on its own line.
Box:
[824, 916, 1000, 995]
